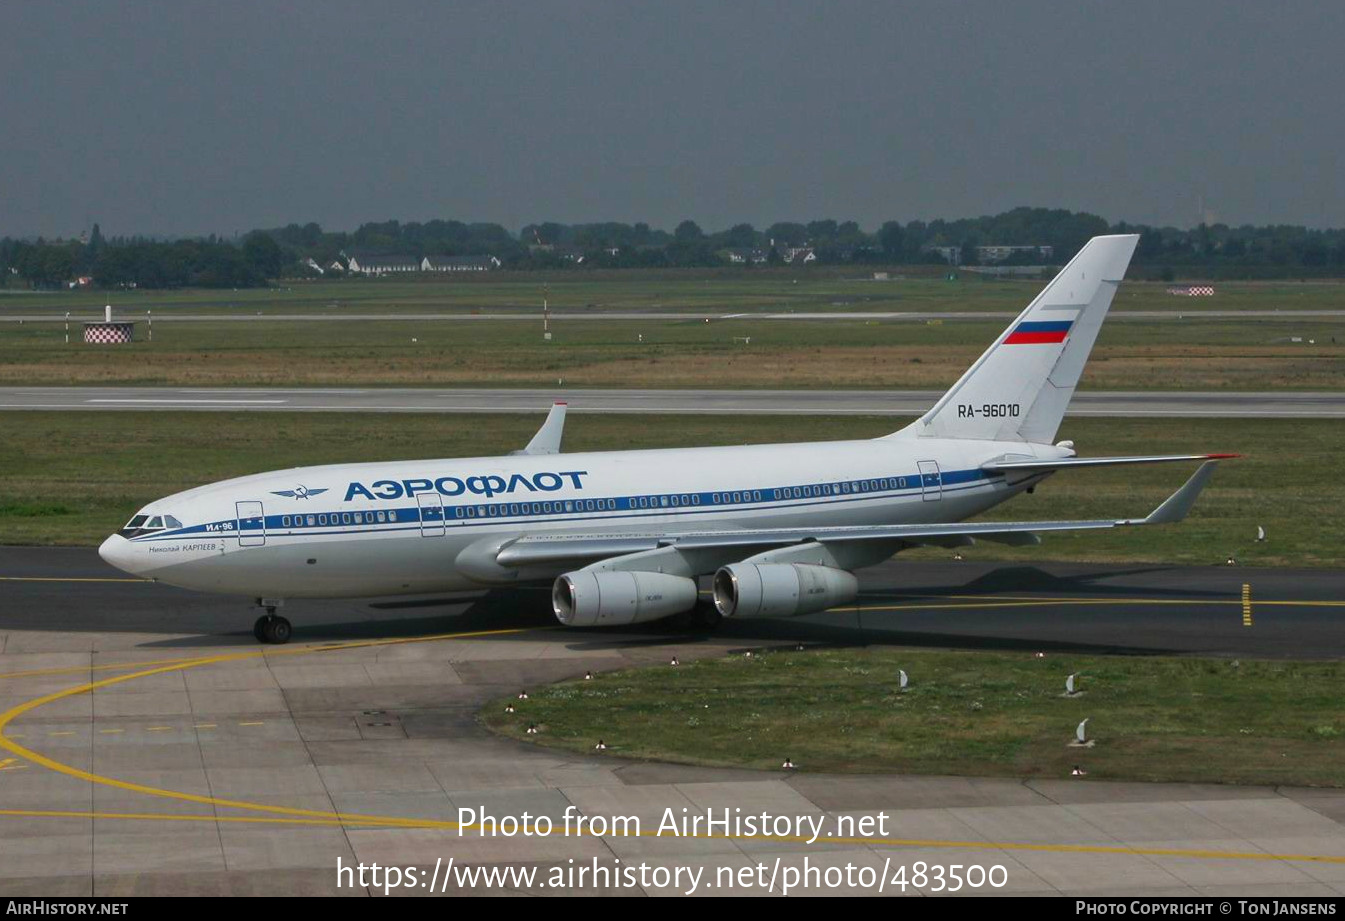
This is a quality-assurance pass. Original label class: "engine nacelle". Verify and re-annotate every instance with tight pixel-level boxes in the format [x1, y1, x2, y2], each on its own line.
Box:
[713, 563, 859, 619]
[552, 570, 699, 627]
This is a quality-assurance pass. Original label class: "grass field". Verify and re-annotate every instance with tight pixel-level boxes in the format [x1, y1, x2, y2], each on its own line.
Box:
[0, 412, 1339, 569]
[1, 314, 1341, 389]
[480, 646, 1345, 786]
[5, 273, 1345, 317]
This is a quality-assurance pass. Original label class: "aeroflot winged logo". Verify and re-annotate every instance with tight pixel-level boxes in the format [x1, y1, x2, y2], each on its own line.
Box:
[271, 485, 329, 500]
[344, 470, 589, 502]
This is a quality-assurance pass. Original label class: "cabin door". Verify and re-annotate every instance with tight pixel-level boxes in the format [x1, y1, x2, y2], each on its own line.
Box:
[918, 461, 942, 502]
[236, 501, 266, 546]
[417, 493, 446, 536]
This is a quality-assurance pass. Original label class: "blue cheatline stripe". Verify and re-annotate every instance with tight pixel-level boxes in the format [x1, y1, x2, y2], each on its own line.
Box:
[134, 466, 1008, 543]
[1012, 320, 1073, 333]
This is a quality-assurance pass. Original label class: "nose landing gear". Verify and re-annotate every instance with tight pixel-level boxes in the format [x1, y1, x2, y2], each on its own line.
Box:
[253, 601, 292, 644]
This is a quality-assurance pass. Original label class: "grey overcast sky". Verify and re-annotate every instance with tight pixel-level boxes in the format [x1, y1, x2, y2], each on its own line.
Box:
[2, 1, 1342, 238]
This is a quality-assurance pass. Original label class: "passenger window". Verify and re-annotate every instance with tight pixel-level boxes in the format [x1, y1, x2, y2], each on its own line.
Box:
[342, 513, 351, 524]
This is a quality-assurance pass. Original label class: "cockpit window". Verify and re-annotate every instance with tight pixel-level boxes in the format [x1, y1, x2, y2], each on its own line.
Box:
[117, 512, 181, 539]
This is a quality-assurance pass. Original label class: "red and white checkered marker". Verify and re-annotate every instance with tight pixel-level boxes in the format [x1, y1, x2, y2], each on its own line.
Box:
[83, 323, 135, 344]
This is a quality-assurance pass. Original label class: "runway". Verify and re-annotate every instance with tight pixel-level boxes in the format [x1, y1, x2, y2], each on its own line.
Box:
[3, 548, 1345, 895]
[3, 386, 1344, 417]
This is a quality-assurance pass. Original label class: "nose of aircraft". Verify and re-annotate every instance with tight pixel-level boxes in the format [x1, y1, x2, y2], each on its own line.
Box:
[98, 534, 139, 575]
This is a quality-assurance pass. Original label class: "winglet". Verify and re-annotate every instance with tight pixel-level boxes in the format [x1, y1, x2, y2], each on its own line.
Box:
[512, 402, 567, 456]
[1124, 460, 1221, 525]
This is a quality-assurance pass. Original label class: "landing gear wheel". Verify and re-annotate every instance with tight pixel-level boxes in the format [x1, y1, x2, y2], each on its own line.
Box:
[253, 614, 292, 644]
[670, 599, 723, 632]
[689, 601, 722, 631]
[265, 616, 292, 644]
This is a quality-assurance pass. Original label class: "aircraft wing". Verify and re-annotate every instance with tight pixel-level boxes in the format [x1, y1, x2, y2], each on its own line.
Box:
[493, 460, 1220, 569]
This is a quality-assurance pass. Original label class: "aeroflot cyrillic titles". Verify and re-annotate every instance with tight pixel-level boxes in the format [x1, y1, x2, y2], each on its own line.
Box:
[98, 235, 1234, 644]
[342, 470, 590, 502]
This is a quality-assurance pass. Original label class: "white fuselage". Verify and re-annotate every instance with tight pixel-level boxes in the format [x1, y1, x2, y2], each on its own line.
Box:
[98, 436, 1058, 599]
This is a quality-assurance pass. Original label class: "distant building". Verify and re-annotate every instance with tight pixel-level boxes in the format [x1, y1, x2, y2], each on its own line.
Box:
[303, 257, 325, 275]
[975, 244, 1053, 264]
[780, 246, 816, 264]
[721, 248, 769, 265]
[923, 245, 961, 265]
[346, 253, 420, 275]
[422, 255, 501, 272]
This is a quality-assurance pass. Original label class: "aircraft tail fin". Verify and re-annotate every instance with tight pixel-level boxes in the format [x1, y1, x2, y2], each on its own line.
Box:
[888, 233, 1139, 443]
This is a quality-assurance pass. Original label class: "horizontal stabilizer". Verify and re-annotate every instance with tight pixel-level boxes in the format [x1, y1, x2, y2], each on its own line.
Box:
[984, 453, 1239, 473]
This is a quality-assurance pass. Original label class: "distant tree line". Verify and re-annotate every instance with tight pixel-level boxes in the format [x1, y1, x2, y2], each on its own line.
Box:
[0, 224, 282, 290]
[5, 208, 1345, 289]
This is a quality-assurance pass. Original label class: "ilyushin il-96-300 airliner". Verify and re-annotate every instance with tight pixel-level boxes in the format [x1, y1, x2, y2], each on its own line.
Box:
[99, 234, 1233, 643]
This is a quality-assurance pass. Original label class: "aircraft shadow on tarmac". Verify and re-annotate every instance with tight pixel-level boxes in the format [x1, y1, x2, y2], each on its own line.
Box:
[134, 578, 1185, 658]
[863, 564, 1232, 600]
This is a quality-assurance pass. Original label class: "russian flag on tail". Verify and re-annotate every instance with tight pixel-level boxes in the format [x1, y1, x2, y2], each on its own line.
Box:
[1004, 320, 1073, 345]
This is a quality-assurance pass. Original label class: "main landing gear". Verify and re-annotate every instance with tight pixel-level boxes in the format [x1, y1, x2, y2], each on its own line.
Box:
[253, 604, 292, 644]
[670, 599, 723, 632]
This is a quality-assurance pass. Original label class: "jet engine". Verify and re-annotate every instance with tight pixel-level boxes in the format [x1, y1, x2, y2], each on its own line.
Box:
[552, 570, 699, 627]
[712, 562, 858, 619]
